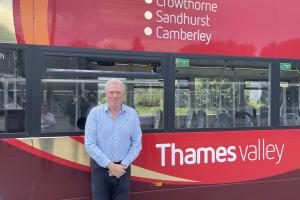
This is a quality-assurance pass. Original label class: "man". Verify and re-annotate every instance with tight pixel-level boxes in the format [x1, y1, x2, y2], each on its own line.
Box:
[85, 78, 142, 200]
[41, 102, 56, 132]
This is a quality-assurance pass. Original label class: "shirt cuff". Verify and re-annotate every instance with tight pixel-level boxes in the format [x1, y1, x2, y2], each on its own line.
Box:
[102, 158, 111, 168]
[121, 160, 130, 168]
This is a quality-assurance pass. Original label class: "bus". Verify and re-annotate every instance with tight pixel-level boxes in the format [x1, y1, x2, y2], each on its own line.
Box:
[1, 0, 300, 199]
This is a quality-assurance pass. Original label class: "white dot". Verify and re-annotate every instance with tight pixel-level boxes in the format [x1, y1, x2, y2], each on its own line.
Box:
[144, 27, 152, 36]
[144, 11, 152, 20]
[145, 0, 152, 4]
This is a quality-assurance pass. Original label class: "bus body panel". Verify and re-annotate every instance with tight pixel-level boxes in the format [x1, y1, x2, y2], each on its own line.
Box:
[130, 179, 300, 200]
[0, 137, 91, 200]
[0, 0, 300, 59]
[1, 131, 300, 199]
[1, 0, 300, 199]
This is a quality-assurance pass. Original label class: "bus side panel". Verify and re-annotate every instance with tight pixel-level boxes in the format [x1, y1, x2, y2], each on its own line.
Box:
[133, 130, 300, 185]
[31, 153, 91, 200]
[0, 139, 32, 199]
[29, 137, 91, 200]
[131, 178, 300, 200]
[3, 0, 300, 59]
[45, 0, 300, 59]
[0, 138, 92, 200]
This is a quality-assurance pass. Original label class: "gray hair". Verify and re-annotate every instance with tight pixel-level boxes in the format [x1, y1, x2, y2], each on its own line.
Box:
[104, 78, 125, 93]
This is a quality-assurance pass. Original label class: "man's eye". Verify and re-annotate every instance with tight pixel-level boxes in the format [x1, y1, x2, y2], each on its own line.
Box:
[109, 91, 121, 95]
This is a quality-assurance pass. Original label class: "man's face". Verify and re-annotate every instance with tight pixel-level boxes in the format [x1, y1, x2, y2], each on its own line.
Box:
[105, 83, 124, 108]
[41, 105, 49, 114]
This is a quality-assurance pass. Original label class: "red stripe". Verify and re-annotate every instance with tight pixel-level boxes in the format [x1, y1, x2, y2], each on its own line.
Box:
[13, 0, 25, 43]
[70, 136, 84, 144]
[4, 139, 90, 172]
[48, 0, 57, 45]
[131, 176, 199, 185]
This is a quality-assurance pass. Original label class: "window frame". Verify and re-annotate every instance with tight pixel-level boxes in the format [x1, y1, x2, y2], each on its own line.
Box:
[3, 43, 300, 138]
[0, 43, 29, 138]
[171, 54, 281, 132]
[278, 60, 300, 127]
[34, 46, 170, 137]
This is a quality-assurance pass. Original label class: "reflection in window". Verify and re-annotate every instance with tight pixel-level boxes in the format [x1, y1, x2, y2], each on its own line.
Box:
[132, 79, 164, 129]
[280, 63, 300, 126]
[42, 56, 163, 132]
[175, 58, 271, 129]
[0, 48, 25, 133]
[41, 78, 98, 132]
[46, 55, 162, 74]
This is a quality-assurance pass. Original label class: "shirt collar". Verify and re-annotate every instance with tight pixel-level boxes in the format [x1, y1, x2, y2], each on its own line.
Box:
[104, 103, 126, 114]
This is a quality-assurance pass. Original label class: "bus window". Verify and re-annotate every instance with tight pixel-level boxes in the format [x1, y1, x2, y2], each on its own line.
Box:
[175, 58, 271, 129]
[41, 55, 163, 133]
[0, 48, 25, 133]
[280, 63, 300, 126]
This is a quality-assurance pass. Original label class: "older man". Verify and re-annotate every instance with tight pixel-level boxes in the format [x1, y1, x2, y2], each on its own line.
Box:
[85, 78, 142, 200]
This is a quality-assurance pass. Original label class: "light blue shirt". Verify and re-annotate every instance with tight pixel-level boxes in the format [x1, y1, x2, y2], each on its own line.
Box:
[84, 103, 142, 168]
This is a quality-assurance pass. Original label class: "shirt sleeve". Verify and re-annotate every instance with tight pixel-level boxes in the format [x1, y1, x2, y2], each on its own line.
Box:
[84, 108, 111, 168]
[121, 111, 142, 167]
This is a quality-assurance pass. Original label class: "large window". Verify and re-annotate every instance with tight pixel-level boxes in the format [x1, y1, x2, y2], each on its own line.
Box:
[175, 58, 271, 129]
[0, 45, 298, 137]
[0, 48, 25, 133]
[280, 62, 300, 126]
[41, 55, 163, 133]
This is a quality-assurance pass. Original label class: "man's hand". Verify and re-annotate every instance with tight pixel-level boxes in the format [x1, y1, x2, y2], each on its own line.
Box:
[107, 162, 126, 178]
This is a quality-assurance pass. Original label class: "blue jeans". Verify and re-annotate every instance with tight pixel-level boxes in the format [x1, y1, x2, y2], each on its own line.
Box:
[91, 160, 131, 200]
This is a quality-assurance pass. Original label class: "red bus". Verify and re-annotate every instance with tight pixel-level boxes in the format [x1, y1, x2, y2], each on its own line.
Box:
[1, 0, 300, 199]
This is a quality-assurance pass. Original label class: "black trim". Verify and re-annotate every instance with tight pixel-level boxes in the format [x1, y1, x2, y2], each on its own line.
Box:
[166, 54, 176, 131]
[45, 70, 162, 79]
[270, 62, 280, 128]
[1, 44, 300, 138]
[24, 45, 33, 137]
[29, 46, 44, 137]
